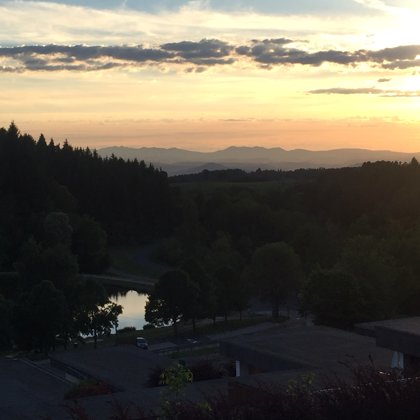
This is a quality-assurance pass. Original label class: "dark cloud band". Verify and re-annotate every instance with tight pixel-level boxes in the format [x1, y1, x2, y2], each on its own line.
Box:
[0, 39, 419, 72]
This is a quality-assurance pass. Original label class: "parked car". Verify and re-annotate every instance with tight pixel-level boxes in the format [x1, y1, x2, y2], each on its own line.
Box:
[136, 337, 149, 349]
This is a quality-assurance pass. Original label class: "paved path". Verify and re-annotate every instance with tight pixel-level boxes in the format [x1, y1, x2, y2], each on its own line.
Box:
[206, 322, 281, 341]
[0, 357, 71, 420]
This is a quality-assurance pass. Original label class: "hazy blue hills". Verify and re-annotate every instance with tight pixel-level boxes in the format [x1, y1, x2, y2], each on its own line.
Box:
[98, 146, 420, 175]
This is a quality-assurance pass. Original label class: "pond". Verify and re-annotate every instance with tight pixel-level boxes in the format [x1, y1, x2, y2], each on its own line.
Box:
[109, 290, 148, 330]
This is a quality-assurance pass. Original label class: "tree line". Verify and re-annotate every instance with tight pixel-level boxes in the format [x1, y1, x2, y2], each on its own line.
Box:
[4, 121, 420, 347]
[0, 121, 173, 271]
[151, 157, 420, 330]
[0, 122, 174, 351]
[145, 241, 302, 335]
[0, 211, 121, 351]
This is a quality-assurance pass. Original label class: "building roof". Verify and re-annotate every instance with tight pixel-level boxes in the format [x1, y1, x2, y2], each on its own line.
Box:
[50, 345, 171, 391]
[220, 323, 392, 382]
[356, 317, 420, 337]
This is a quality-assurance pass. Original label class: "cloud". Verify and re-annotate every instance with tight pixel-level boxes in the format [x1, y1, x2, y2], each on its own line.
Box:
[0, 39, 419, 73]
[309, 87, 420, 97]
[160, 39, 235, 65]
[0, 41, 235, 72]
[161, 38, 232, 58]
[0, 0, 404, 49]
[0, 0, 380, 16]
[236, 40, 420, 68]
[185, 66, 206, 73]
[309, 87, 383, 94]
[0, 44, 173, 62]
[382, 59, 420, 70]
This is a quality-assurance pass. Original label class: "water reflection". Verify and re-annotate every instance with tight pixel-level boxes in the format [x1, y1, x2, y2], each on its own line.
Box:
[109, 290, 148, 330]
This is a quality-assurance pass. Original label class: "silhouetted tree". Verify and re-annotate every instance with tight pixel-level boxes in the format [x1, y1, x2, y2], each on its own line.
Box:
[303, 268, 365, 328]
[74, 279, 122, 349]
[0, 294, 13, 349]
[14, 281, 70, 353]
[180, 259, 214, 332]
[43, 212, 73, 248]
[145, 270, 197, 337]
[248, 242, 303, 318]
[72, 216, 109, 273]
[213, 265, 239, 322]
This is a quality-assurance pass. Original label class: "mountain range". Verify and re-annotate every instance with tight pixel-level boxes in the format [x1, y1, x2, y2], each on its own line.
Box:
[98, 146, 420, 175]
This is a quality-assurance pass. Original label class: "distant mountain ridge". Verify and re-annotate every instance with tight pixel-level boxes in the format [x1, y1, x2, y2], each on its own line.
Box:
[98, 146, 420, 175]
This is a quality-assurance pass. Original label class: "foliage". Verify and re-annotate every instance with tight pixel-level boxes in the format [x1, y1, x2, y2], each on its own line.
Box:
[75, 281, 122, 348]
[145, 365, 167, 388]
[43, 212, 73, 247]
[64, 379, 112, 400]
[166, 160, 420, 327]
[180, 259, 216, 328]
[13, 280, 70, 352]
[7, 121, 420, 347]
[303, 268, 365, 328]
[0, 122, 172, 263]
[0, 294, 13, 349]
[67, 367, 420, 419]
[115, 316, 272, 346]
[303, 235, 398, 327]
[146, 360, 233, 387]
[213, 265, 240, 321]
[160, 362, 193, 397]
[145, 270, 198, 336]
[8, 212, 117, 352]
[247, 242, 303, 318]
[154, 367, 420, 420]
[72, 216, 110, 273]
[0, 272, 20, 300]
[117, 326, 136, 334]
[189, 360, 227, 382]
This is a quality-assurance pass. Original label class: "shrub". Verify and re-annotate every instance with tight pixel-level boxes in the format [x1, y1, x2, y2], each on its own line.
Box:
[64, 379, 112, 400]
[60, 367, 420, 420]
[145, 366, 165, 388]
[117, 326, 136, 334]
[190, 361, 223, 381]
[146, 360, 234, 387]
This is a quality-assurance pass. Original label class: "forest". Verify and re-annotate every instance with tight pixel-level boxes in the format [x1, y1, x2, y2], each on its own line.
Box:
[0, 122, 172, 350]
[156, 156, 420, 329]
[2, 122, 420, 352]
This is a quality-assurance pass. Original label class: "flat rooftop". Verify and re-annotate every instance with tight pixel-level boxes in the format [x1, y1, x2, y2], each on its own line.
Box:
[50, 345, 171, 391]
[220, 324, 392, 380]
[356, 317, 420, 337]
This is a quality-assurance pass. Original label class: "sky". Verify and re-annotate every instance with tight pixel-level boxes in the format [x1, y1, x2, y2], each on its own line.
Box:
[0, 0, 419, 151]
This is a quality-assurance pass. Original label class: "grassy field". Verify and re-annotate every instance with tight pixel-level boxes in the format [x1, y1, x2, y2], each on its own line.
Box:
[115, 315, 277, 345]
[20, 315, 283, 357]
[169, 344, 220, 359]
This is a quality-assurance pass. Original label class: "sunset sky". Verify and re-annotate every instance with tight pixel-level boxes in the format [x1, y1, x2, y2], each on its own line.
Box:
[1, 0, 419, 151]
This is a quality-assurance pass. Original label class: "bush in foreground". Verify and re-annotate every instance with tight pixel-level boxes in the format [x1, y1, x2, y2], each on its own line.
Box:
[146, 360, 234, 387]
[64, 379, 112, 400]
[66, 366, 420, 419]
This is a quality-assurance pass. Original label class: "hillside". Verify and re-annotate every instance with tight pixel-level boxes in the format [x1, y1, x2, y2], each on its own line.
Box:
[98, 146, 420, 175]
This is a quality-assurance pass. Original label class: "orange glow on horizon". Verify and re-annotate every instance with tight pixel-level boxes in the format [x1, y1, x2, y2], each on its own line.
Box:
[5, 118, 420, 153]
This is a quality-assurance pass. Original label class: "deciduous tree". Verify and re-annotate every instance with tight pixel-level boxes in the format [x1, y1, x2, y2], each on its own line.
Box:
[145, 270, 197, 337]
[248, 242, 302, 318]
